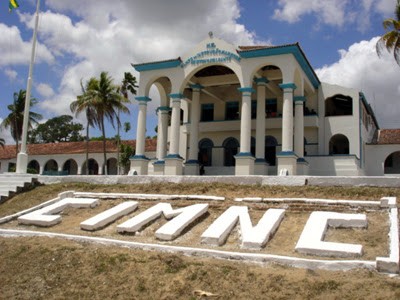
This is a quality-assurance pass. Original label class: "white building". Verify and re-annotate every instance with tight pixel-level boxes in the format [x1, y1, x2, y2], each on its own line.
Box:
[1, 35, 399, 177]
[130, 35, 400, 176]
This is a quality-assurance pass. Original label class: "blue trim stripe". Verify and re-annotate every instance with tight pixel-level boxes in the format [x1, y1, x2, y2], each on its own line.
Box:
[135, 96, 151, 102]
[254, 77, 269, 85]
[132, 155, 150, 160]
[153, 160, 165, 165]
[235, 152, 254, 157]
[294, 96, 306, 103]
[279, 83, 297, 90]
[168, 93, 184, 99]
[166, 154, 183, 159]
[277, 151, 298, 157]
[133, 59, 182, 72]
[190, 84, 204, 90]
[238, 87, 256, 94]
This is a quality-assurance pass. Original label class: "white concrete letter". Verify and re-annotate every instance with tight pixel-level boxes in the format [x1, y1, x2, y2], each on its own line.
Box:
[18, 197, 99, 227]
[295, 211, 367, 257]
[201, 206, 285, 248]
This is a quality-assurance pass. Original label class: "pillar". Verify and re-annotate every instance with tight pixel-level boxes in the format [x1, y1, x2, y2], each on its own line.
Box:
[185, 84, 203, 175]
[277, 83, 297, 175]
[235, 87, 255, 176]
[165, 93, 184, 175]
[294, 96, 309, 175]
[254, 78, 268, 175]
[130, 96, 151, 175]
[153, 106, 170, 175]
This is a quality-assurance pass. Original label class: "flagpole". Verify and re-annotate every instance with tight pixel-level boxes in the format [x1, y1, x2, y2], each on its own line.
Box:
[16, 0, 41, 174]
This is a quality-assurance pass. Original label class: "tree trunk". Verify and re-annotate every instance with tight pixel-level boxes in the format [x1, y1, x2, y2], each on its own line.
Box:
[101, 119, 108, 175]
[117, 110, 120, 175]
[85, 122, 89, 175]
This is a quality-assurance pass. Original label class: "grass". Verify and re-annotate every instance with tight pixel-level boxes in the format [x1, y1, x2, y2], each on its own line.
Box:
[0, 182, 399, 299]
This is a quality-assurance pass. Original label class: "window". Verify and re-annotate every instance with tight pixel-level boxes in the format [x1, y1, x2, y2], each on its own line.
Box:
[201, 104, 214, 121]
[265, 136, 278, 166]
[329, 134, 350, 155]
[325, 94, 353, 116]
[226, 101, 239, 120]
[266, 99, 277, 118]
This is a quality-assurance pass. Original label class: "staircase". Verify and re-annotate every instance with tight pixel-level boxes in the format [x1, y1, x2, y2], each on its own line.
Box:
[0, 173, 39, 203]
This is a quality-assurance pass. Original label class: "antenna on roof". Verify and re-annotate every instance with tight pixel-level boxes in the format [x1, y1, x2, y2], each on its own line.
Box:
[208, 31, 214, 38]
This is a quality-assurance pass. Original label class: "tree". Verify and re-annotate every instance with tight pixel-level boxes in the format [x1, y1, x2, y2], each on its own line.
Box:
[70, 78, 98, 175]
[119, 143, 135, 174]
[83, 72, 130, 175]
[1, 89, 42, 154]
[116, 72, 137, 174]
[376, 0, 400, 66]
[29, 115, 84, 143]
[0, 137, 5, 148]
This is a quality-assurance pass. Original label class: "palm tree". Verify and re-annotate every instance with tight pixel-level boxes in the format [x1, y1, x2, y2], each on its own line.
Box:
[85, 72, 130, 175]
[116, 72, 137, 174]
[70, 78, 98, 175]
[376, 0, 400, 66]
[0, 137, 5, 148]
[1, 89, 42, 154]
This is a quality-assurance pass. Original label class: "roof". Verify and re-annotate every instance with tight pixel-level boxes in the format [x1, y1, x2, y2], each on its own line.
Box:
[0, 139, 157, 160]
[376, 129, 400, 145]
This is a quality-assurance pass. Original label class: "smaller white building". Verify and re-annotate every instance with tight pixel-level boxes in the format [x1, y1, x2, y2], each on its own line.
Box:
[0, 140, 156, 175]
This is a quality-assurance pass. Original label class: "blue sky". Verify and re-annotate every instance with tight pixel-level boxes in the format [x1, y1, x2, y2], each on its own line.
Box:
[0, 0, 399, 145]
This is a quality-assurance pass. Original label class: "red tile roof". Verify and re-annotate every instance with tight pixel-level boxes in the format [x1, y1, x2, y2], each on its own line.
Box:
[377, 129, 400, 144]
[0, 139, 157, 160]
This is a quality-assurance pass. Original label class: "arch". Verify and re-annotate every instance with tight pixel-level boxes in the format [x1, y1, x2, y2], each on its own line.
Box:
[384, 151, 400, 175]
[265, 136, 278, 166]
[180, 64, 242, 95]
[81, 158, 99, 175]
[44, 159, 58, 173]
[223, 137, 239, 167]
[198, 138, 214, 166]
[27, 160, 40, 174]
[325, 94, 353, 116]
[107, 158, 118, 175]
[329, 134, 350, 155]
[142, 76, 172, 105]
[63, 159, 78, 175]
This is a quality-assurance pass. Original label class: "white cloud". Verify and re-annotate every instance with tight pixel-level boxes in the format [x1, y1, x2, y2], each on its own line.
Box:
[316, 37, 400, 129]
[0, 118, 15, 145]
[4, 68, 18, 81]
[0, 23, 54, 67]
[36, 83, 54, 98]
[273, 0, 396, 31]
[28, 0, 264, 121]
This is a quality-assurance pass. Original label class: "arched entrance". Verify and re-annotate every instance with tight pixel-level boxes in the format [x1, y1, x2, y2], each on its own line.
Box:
[265, 136, 278, 166]
[63, 159, 78, 175]
[82, 159, 99, 175]
[384, 151, 400, 175]
[223, 137, 239, 167]
[27, 160, 40, 174]
[198, 138, 213, 166]
[44, 159, 58, 173]
[329, 134, 350, 155]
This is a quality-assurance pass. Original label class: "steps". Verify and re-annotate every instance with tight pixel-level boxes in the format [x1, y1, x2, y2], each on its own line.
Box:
[0, 173, 39, 203]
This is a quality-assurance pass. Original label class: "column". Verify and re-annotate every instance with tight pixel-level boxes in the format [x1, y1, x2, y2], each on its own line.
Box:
[277, 83, 297, 175]
[294, 96, 309, 175]
[153, 106, 170, 175]
[254, 78, 268, 175]
[129, 96, 151, 175]
[294, 96, 305, 158]
[235, 87, 255, 176]
[185, 84, 203, 175]
[165, 93, 184, 175]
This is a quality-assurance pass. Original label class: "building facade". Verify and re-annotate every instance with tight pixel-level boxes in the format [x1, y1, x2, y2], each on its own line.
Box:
[130, 35, 399, 176]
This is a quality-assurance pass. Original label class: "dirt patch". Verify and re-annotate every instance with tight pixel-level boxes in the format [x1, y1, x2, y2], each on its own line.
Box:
[0, 183, 399, 299]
